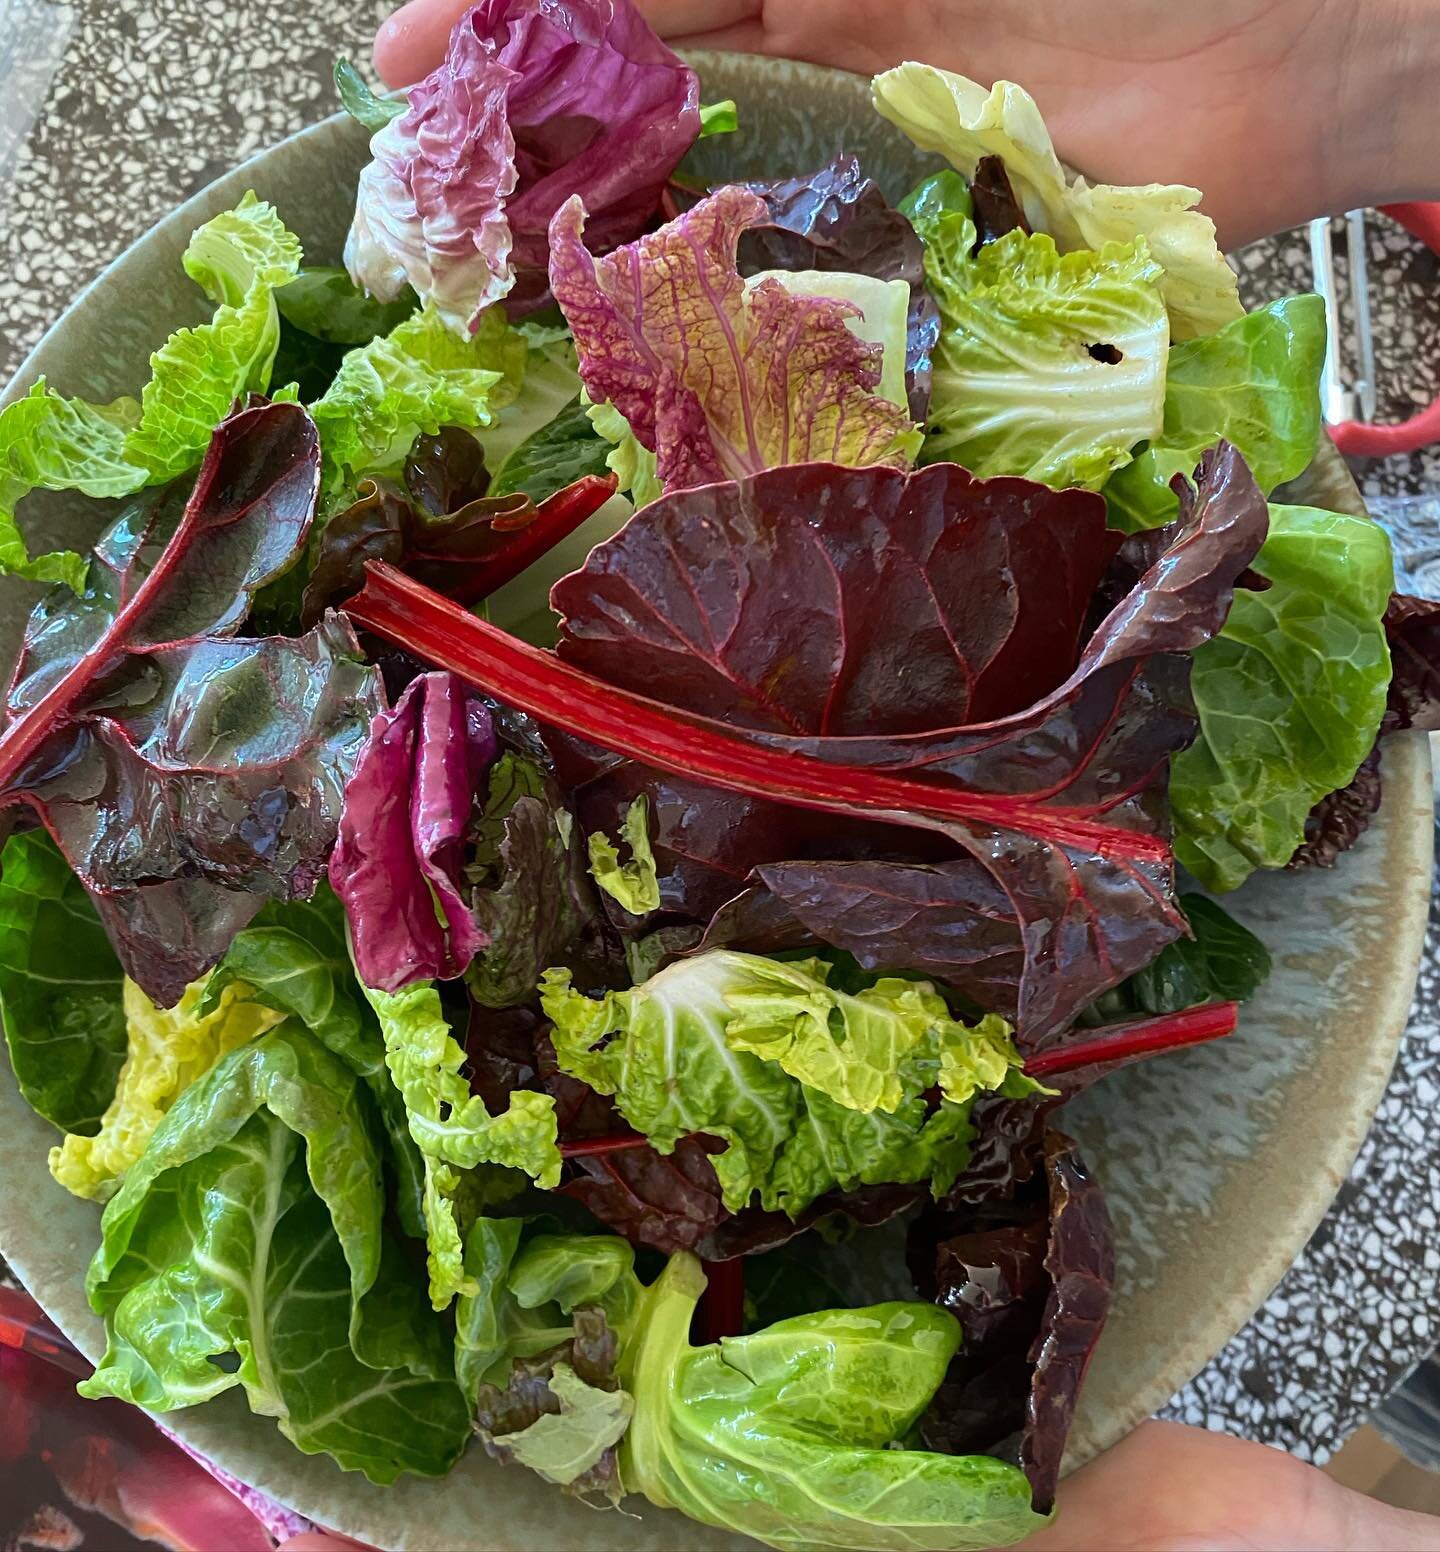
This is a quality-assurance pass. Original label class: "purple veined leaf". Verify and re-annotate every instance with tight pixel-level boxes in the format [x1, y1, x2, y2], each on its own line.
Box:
[0, 401, 383, 1007]
[735, 154, 940, 421]
[345, 0, 700, 331]
[547, 187, 918, 493]
[331, 670, 496, 992]
[910, 1129, 1115, 1517]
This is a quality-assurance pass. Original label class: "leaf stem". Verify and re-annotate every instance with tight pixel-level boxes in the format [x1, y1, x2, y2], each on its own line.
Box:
[559, 1131, 652, 1158]
[449, 474, 617, 604]
[1025, 1001, 1239, 1078]
[344, 563, 1168, 863]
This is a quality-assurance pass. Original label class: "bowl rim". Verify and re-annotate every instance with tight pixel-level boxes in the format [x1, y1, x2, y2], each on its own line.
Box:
[0, 55, 1433, 1549]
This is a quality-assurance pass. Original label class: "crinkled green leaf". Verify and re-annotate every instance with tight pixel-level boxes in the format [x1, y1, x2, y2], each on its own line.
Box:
[542, 951, 1007, 1216]
[311, 305, 525, 498]
[587, 795, 661, 916]
[50, 977, 282, 1203]
[0, 829, 126, 1135]
[921, 226, 1168, 489]
[584, 396, 661, 509]
[1172, 504, 1393, 890]
[873, 64, 1242, 340]
[80, 1025, 468, 1483]
[125, 193, 304, 480]
[619, 1254, 1048, 1551]
[0, 382, 145, 589]
[361, 978, 561, 1308]
[1104, 296, 1327, 531]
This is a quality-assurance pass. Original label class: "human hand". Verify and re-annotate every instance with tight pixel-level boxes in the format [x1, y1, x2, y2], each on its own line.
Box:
[373, 0, 1440, 246]
[1023, 1420, 1437, 1550]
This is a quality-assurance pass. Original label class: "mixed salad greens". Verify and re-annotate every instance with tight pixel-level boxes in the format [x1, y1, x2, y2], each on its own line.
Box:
[3, 1, 1440, 1546]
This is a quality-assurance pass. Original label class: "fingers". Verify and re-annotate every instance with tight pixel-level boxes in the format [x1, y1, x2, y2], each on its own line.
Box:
[631, 0, 760, 36]
[374, 0, 470, 87]
[374, 0, 763, 85]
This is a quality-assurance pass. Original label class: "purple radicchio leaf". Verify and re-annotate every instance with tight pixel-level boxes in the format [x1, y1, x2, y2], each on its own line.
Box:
[345, 0, 700, 332]
[547, 186, 919, 494]
[330, 670, 496, 991]
[735, 153, 941, 422]
[0, 401, 382, 1007]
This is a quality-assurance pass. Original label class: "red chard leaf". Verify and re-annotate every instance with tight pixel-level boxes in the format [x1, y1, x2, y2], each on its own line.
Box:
[0, 401, 382, 1006]
[347, 446, 1266, 1043]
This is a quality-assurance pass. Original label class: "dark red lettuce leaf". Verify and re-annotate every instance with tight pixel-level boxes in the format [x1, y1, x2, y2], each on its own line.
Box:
[548, 447, 1268, 1043]
[0, 401, 381, 1006]
[1289, 589, 1440, 870]
[910, 1130, 1114, 1516]
[1381, 591, 1440, 732]
[405, 426, 490, 516]
[736, 153, 940, 421]
[552, 459, 1116, 732]
[301, 464, 615, 624]
[463, 751, 624, 1007]
[970, 155, 1031, 248]
[330, 671, 496, 992]
[1288, 742, 1384, 870]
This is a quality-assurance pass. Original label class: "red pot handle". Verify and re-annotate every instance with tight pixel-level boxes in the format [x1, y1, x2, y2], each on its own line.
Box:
[1327, 202, 1440, 456]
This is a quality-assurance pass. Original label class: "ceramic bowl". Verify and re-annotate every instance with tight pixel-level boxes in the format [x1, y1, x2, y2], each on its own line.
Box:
[0, 51, 1432, 1552]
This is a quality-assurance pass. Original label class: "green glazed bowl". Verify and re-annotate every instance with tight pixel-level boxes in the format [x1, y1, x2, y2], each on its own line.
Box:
[0, 51, 1432, 1552]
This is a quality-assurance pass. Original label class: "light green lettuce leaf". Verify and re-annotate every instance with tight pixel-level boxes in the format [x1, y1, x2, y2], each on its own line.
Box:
[873, 64, 1242, 340]
[619, 1253, 1048, 1550]
[747, 268, 913, 412]
[0, 830, 127, 1135]
[80, 1024, 469, 1483]
[125, 192, 304, 480]
[50, 976, 283, 1203]
[1104, 295, 1327, 531]
[0, 382, 145, 589]
[921, 226, 1168, 489]
[541, 951, 1014, 1215]
[1172, 504, 1394, 890]
[584, 395, 662, 509]
[586, 794, 661, 916]
[310, 304, 526, 498]
[718, 956, 1025, 1114]
[495, 1362, 634, 1486]
[360, 978, 561, 1309]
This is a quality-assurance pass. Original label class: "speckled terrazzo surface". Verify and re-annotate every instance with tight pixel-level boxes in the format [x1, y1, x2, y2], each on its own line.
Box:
[1, 0, 1438, 1481]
